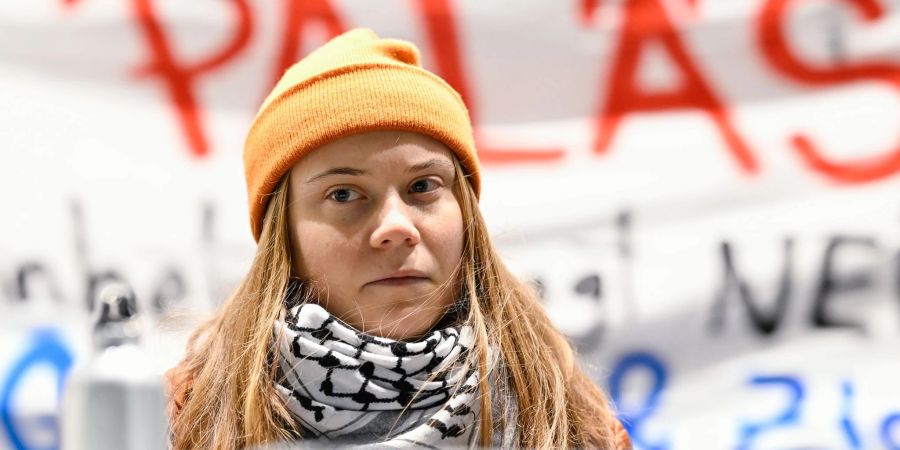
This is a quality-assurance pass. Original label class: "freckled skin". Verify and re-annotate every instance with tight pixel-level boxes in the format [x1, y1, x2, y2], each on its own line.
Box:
[287, 130, 464, 340]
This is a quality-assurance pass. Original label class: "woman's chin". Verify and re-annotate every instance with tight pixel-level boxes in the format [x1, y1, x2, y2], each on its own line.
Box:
[363, 305, 444, 341]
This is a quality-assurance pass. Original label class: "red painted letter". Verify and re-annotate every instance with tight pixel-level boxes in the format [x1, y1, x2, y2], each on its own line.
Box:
[582, 0, 758, 173]
[414, 0, 565, 164]
[272, 0, 346, 89]
[759, 0, 900, 183]
[130, 0, 253, 158]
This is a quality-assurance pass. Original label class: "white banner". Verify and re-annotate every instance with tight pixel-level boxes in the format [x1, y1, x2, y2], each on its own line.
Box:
[2, 0, 900, 448]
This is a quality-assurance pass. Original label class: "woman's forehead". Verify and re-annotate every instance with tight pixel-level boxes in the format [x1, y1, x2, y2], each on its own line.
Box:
[293, 130, 456, 175]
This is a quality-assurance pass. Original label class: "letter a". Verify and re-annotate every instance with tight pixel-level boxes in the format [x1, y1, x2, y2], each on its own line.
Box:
[583, 0, 758, 172]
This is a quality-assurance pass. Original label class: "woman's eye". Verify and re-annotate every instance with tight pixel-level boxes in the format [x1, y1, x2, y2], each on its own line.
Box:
[410, 178, 440, 194]
[327, 188, 362, 203]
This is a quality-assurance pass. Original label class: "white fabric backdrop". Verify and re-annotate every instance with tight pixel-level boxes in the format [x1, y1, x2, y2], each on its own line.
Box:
[1, 1, 900, 448]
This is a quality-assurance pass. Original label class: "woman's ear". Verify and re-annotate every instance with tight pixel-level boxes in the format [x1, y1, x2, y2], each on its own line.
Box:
[164, 365, 191, 421]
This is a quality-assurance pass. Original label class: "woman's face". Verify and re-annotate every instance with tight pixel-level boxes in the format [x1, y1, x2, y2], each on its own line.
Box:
[287, 130, 465, 340]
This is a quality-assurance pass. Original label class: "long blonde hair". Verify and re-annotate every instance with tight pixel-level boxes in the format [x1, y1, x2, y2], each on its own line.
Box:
[168, 156, 621, 449]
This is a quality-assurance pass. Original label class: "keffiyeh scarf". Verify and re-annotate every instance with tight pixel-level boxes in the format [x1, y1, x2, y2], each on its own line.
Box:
[273, 303, 514, 448]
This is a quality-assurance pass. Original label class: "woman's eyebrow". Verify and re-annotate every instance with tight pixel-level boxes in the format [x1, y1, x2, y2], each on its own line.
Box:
[407, 158, 454, 174]
[306, 167, 368, 184]
[305, 159, 452, 184]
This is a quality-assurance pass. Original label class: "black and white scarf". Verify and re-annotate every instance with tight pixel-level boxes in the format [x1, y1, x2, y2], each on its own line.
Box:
[273, 303, 515, 449]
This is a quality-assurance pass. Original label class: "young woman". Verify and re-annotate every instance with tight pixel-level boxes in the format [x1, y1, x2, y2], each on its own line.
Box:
[167, 28, 631, 449]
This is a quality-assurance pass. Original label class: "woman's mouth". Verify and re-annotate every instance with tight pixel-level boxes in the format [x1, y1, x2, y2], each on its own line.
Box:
[368, 276, 429, 286]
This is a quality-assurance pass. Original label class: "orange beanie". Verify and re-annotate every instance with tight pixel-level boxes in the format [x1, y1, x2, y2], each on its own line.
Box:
[243, 28, 481, 242]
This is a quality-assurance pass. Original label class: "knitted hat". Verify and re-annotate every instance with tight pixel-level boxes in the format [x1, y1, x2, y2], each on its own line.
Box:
[243, 28, 481, 242]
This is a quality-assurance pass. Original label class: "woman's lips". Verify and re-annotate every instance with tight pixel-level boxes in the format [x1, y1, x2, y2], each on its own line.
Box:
[368, 276, 429, 286]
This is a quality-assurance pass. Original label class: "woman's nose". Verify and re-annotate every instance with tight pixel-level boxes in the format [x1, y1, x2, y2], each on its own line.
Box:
[369, 195, 421, 250]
